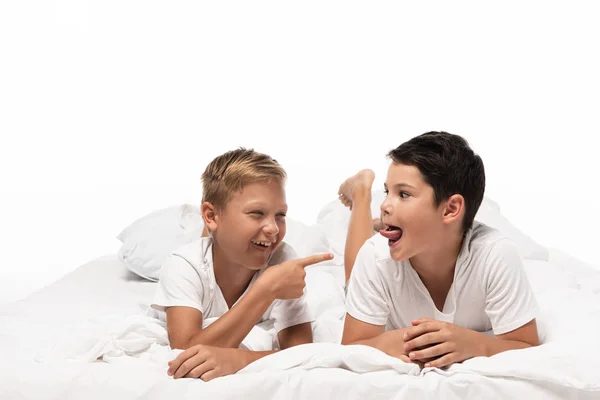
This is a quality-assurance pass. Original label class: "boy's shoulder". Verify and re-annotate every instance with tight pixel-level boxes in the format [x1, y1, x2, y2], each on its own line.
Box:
[464, 221, 514, 255]
[170, 237, 212, 270]
[460, 221, 522, 273]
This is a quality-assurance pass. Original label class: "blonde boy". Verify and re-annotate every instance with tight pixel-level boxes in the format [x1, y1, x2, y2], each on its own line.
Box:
[151, 148, 332, 380]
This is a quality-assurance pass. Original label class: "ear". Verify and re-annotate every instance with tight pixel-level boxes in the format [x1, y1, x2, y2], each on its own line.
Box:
[201, 201, 219, 232]
[441, 194, 464, 225]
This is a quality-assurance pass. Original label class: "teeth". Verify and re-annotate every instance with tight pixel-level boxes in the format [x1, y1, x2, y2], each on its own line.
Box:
[252, 241, 272, 247]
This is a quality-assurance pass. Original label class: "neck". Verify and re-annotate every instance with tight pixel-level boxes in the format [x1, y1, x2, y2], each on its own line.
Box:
[211, 240, 257, 293]
[409, 230, 464, 286]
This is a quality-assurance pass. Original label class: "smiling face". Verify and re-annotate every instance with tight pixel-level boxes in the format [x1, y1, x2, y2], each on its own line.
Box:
[204, 179, 288, 271]
[379, 162, 449, 262]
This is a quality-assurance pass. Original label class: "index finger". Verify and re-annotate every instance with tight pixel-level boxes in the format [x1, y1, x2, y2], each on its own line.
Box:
[296, 253, 334, 267]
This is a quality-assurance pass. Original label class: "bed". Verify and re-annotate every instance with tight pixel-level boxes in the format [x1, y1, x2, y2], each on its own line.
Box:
[1, 193, 599, 400]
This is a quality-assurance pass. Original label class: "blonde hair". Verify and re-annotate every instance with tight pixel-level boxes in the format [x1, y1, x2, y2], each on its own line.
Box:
[201, 147, 287, 209]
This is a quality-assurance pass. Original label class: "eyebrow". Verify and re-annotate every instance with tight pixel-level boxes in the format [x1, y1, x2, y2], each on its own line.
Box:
[245, 201, 288, 210]
[384, 182, 417, 190]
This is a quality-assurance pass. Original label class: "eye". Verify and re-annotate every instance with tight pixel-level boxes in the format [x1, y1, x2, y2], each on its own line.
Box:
[276, 212, 287, 218]
[249, 211, 264, 216]
[383, 188, 389, 195]
[399, 191, 411, 199]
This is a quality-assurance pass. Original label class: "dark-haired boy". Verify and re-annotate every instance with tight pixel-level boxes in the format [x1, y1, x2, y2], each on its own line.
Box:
[339, 131, 540, 368]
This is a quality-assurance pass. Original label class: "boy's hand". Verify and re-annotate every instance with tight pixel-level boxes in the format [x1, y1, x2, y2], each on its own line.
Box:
[167, 345, 246, 381]
[403, 318, 488, 368]
[257, 253, 333, 300]
[370, 328, 424, 367]
[373, 329, 410, 360]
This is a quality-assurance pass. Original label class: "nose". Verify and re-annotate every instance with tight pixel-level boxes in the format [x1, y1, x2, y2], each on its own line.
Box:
[262, 217, 280, 237]
[380, 196, 392, 216]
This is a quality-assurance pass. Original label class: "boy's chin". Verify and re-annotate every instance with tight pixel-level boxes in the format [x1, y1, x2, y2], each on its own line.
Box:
[389, 248, 410, 262]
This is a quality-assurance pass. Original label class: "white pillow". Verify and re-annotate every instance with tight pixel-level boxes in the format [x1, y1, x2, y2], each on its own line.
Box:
[525, 260, 598, 344]
[117, 204, 332, 281]
[316, 190, 549, 262]
[117, 204, 205, 281]
[473, 196, 549, 261]
[522, 259, 578, 295]
[547, 247, 600, 293]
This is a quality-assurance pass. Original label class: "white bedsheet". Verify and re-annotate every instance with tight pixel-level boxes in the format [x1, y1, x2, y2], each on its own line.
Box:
[1, 248, 600, 399]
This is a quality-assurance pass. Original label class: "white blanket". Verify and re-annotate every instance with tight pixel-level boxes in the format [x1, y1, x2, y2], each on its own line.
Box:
[3, 252, 600, 399]
[26, 279, 600, 400]
[36, 267, 347, 364]
[39, 313, 277, 365]
[11, 330, 598, 400]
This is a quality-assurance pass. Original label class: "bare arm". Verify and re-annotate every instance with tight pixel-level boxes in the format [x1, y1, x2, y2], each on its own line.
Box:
[343, 191, 375, 283]
[482, 318, 540, 356]
[236, 349, 278, 365]
[342, 313, 385, 345]
[341, 313, 412, 361]
[278, 322, 313, 349]
[167, 282, 274, 350]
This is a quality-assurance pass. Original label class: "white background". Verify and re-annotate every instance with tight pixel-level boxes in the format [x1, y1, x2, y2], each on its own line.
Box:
[1, 1, 598, 305]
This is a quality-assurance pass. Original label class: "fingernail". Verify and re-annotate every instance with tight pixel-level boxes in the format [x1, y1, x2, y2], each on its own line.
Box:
[409, 352, 415, 359]
[425, 363, 431, 368]
[404, 333, 407, 339]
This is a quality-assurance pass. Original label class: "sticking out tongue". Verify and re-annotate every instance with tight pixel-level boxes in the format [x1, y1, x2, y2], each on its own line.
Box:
[379, 226, 403, 242]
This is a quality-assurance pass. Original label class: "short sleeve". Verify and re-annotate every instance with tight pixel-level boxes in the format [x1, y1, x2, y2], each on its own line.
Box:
[484, 239, 539, 335]
[151, 254, 206, 314]
[345, 241, 390, 326]
[264, 242, 313, 333]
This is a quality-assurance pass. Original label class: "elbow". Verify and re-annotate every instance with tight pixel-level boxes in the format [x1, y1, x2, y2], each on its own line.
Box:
[168, 333, 197, 350]
[341, 334, 357, 346]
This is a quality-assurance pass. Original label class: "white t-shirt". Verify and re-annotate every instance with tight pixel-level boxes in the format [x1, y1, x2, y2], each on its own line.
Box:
[151, 237, 313, 333]
[345, 222, 538, 336]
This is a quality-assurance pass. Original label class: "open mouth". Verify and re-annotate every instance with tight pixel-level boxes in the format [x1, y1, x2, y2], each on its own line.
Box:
[251, 240, 273, 249]
[379, 225, 403, 245]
